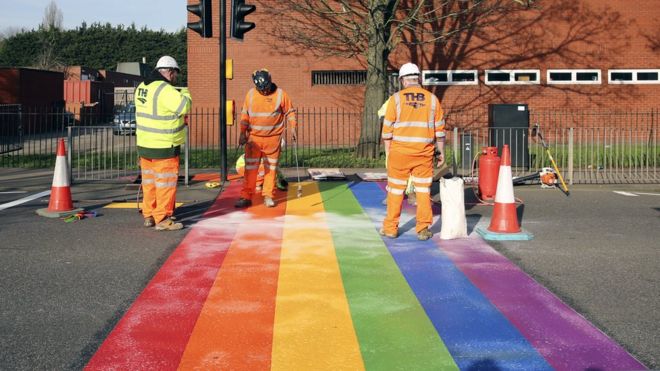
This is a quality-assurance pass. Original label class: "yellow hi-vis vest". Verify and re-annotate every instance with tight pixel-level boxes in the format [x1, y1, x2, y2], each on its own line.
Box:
[135, 80, 192, 148]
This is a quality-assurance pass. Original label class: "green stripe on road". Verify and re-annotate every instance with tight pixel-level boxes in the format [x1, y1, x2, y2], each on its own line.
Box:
[319, 182, 457, 370]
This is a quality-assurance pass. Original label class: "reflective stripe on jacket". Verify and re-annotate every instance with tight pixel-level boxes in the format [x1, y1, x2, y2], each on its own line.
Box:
[135, 80, 191, 149]
[381, 86, 445, 157]
[240, 87, 296, 137]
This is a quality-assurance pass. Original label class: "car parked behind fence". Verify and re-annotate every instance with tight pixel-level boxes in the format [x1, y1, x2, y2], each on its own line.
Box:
[112, 103, 136, 135]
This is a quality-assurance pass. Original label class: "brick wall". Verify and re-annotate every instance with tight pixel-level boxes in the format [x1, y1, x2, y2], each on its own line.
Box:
[187, 0, 660, 112]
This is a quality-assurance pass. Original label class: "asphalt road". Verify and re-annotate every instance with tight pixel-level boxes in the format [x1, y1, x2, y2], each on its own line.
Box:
[0, 168, 658, 370]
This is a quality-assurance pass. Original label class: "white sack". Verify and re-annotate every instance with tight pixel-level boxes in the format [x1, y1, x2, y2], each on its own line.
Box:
[439, 177, 468, 240]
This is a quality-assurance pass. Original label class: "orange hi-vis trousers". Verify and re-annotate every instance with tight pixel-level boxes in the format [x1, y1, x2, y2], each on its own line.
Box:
[240, 135, 281, 200]
[382, 152, 434, 235]
[140, 156, 179, 224]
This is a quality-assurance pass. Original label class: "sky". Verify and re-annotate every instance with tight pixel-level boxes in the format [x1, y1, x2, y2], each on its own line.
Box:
[0, 0, 187, 34]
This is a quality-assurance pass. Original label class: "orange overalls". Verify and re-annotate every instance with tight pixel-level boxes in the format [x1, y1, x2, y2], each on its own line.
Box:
[235, 154, 265, 188]
[239, 87, 296, 200]
[381, 86, 445, 235]
[140, 157, 179, 223]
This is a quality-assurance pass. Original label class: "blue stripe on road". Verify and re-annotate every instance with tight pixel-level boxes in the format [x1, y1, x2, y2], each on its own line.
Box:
[350, 181, 552, 371]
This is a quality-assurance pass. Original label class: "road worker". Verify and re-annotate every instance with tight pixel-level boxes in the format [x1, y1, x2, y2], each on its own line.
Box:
[378, 99, 416, 206]
[235, 68, 297, 208]
[134, 55, 191, 231]
[380, 62, 445, 240]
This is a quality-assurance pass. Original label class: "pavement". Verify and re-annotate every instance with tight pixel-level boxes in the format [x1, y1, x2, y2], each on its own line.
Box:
[0, 167, 658, 370]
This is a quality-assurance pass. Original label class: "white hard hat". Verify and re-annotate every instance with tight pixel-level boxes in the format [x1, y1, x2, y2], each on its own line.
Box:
[398, 62, 420, 77]
[156, 56, 180, 71]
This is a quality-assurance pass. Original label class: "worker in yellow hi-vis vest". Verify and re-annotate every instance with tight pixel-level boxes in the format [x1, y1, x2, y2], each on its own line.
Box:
[135, 56, 191, 231]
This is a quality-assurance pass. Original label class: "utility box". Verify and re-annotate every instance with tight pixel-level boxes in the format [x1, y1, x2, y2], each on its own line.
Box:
[488, 104, 529, 169]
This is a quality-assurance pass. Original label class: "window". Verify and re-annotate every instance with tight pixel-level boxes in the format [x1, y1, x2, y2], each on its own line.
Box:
[547, 69, 601, 84]
[485, 69, 540, 85]
[608, 69, 660, 84]
[312, 70, 366, 85]
[422, 70, 478, 85]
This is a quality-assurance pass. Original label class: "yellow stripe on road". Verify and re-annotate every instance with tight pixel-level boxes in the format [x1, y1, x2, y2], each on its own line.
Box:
[104, 202, 183, 209]
[271, 181, 364, 370]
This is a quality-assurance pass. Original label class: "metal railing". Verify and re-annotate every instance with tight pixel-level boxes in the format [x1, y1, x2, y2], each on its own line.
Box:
[1, 106, 658, 184]
[454, 126, 659, 184]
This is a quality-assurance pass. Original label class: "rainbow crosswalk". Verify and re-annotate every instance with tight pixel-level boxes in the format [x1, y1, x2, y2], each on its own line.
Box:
[85, 181, 645, 370]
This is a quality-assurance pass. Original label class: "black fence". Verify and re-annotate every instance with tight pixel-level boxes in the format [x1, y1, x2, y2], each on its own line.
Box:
[1, 105, 658, 184]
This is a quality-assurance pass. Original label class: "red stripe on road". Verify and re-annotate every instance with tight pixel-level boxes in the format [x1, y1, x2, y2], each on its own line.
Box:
[85, 182, 242, 371]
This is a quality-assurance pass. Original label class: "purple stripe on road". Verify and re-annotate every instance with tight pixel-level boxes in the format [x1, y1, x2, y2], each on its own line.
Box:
[438, 237, 646, 370]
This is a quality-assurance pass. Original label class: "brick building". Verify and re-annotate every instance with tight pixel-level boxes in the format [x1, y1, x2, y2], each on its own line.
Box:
[187, 0, 659, 114]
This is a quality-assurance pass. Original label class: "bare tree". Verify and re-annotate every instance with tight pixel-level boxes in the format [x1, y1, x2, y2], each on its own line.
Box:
[0, 26, 25, 40]
[257, 0, 536, 157]
[41, 1, 63, 31]
[34, 1, 64, 70]
[257, 0, 626, 157]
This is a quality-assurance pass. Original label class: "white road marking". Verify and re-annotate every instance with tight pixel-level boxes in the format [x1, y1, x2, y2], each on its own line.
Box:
[0, 191, 28, 194]
[0, 190, 51, 211]
[633, 192, 660, 196]
[613, 191, 638, 197]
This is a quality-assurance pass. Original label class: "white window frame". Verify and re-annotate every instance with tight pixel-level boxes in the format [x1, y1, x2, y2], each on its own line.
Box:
[484, 69, 540, 85]
[547, 69, 601, 85]
[422, 70, 478, 86]
[608, 69, 660, 84]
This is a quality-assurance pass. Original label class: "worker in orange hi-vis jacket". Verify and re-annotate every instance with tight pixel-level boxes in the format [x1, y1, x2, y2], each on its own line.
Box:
[380, 62, 446, 241]
[234, 68, 297, 208]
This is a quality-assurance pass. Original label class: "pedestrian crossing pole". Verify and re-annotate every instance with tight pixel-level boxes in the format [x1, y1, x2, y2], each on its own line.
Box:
[220, 0, 228, 182]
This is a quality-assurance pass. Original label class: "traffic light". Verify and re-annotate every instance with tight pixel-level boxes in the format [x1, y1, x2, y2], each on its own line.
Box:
[187, 0, 212, 38]
[231, 0, 256, 40]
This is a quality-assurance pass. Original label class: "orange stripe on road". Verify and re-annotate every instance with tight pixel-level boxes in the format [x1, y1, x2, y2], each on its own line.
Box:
[177, 192, 286, 370]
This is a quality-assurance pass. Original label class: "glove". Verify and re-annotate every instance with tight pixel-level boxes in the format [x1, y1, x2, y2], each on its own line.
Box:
[239, 132, 248, 145]
[435, 149, 445, 167]
[291, 128, 297, 142]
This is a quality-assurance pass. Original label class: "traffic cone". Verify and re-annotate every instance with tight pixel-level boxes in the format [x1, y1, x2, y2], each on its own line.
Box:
[36, 139, 83, 218]
[476, 145, 533, 241]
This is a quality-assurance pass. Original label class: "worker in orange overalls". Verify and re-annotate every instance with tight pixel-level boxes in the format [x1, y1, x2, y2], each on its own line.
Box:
[380, 62, 445, 240]
[235, 68, 297, 208]
[379, 99, 416, 206]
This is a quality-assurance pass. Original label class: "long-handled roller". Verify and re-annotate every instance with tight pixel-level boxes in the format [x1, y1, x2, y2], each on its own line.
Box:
[293, 134, 302, 198]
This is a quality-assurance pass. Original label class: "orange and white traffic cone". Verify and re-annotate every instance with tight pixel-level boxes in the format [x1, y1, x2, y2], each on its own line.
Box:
[37, 138, 83, 218]
[476, 144, 533, 240]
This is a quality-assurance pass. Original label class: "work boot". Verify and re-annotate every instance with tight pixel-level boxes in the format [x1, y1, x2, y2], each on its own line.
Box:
[264, 197, 275, 208]
[276, 177, 288, 191]
[417, 228, 433, 241]
[379, 228, 397, 239]
[143, 216, 155, 228]
[155, 218, 183, 231]
[407, 192, 417, 206]
[234, 198, 252, 208]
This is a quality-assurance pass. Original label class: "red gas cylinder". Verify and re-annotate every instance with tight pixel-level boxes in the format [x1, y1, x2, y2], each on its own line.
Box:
[478, 146, 501, 201]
